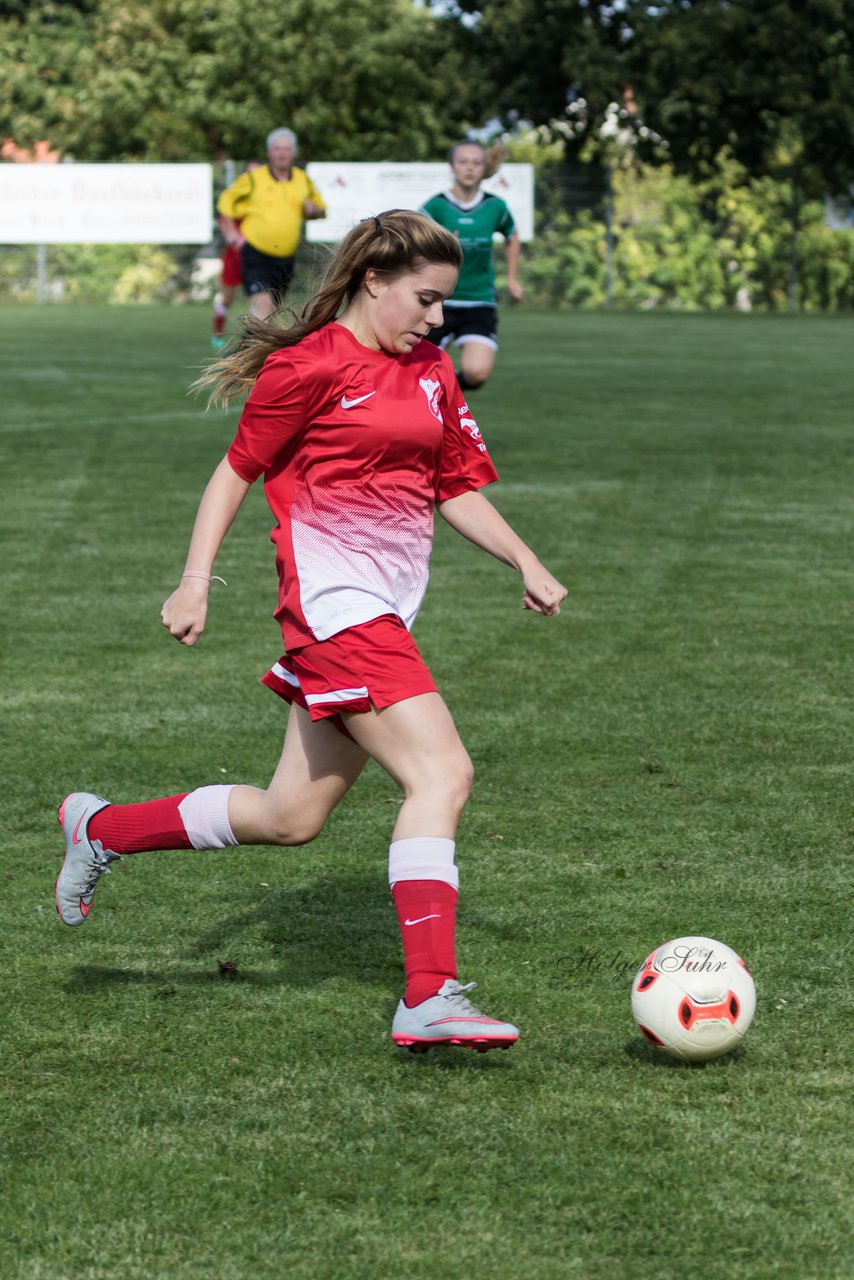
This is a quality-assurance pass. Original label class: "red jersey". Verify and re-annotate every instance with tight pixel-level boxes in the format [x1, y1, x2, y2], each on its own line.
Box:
[227, 322, 498, 647]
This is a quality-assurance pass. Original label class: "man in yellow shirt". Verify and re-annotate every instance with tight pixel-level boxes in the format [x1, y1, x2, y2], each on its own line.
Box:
[217, 128, 326, 320]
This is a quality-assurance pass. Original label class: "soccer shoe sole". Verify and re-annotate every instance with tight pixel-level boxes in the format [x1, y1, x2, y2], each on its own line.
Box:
[392, 1032, 518, 1054]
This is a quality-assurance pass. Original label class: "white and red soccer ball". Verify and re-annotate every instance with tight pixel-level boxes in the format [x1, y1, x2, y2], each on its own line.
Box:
[631, 936, 756, 1062]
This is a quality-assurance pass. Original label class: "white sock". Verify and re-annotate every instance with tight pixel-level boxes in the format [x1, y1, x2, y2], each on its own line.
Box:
[178, 785, 238, 851]
[388, 836, 458, 890]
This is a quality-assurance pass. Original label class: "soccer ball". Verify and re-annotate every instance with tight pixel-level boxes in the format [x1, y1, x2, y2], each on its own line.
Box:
[631, 936, 756, 1062]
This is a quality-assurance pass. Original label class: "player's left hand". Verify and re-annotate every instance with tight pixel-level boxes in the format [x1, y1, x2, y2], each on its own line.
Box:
[508, 280, 524, 303]
[521, 564, 567, 616]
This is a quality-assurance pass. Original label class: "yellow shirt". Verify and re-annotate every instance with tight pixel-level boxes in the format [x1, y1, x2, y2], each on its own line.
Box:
[217, 164, 325, 257]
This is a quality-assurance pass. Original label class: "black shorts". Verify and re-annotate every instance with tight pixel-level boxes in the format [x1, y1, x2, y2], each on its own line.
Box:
[240, 243, 296, 303]
[428, 304, 498, 350]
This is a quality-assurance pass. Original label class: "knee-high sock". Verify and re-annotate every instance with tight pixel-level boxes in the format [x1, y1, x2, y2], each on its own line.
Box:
[212, 298, 228, 335]
[87, 785, 237, 853]
[389, 836, 458, 1008]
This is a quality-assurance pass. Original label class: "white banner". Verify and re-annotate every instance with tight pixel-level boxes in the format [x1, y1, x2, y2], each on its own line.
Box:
[305, 162, 535, 242]
[0, 164, 213, 244]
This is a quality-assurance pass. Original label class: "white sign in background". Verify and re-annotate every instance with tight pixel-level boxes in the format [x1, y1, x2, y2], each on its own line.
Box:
[0, 164, 213, 244]
[0, 161, 533, 246]
[305, 162, 535, 243]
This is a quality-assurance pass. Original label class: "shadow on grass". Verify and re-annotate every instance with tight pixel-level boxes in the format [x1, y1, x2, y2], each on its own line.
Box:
[623, 1038, 749, 1068]
[63, 964, 281, 995]
[65, 877, 522, 1069]
[191, 871, 397, 983]
[67, 873, 398, 995]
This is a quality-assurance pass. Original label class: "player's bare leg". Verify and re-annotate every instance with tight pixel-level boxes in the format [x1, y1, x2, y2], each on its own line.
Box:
[227, 704, 368, 844]
[212, 285, 237, 349]
[458, 338, 496, 391]
[341, 692, 472, 840]
[341, 693, 519, 1052]
[249, 290, 277, 321]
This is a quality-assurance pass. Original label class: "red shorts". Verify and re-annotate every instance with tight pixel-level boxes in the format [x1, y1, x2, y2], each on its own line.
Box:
[221, 245, 243, 288]
[261, 615, 438, 727]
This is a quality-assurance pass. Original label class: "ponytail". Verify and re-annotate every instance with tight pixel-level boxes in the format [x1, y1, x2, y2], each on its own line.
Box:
[195, 209, 462, 406]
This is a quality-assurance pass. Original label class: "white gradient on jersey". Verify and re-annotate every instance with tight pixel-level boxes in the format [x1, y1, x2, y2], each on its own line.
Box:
[289, 478, 433, 641]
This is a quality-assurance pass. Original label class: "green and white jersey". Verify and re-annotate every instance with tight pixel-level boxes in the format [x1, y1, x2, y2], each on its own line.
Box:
[420, 190, 516, 306]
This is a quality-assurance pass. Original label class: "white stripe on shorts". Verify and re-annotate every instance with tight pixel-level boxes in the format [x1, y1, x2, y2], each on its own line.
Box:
[305, 686, 370, 707]
[453, 333, 498, 349]
[271, 661, 301, 688]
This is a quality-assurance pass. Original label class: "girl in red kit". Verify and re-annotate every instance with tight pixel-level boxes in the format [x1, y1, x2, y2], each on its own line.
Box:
[55, 210, 567, 1053]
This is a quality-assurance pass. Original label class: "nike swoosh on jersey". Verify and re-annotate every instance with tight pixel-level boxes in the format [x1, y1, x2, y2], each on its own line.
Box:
[340, 392, 377, 409]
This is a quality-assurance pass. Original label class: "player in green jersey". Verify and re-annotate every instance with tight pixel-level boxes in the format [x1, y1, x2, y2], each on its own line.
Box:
[421, 141, 523, 392]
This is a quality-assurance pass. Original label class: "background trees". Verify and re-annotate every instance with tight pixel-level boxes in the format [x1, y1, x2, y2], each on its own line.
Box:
[3, 0, 853, 309]
[622, 0, 854, 199]
[4, 0, 853, 189]
[0, 0, 470, 161]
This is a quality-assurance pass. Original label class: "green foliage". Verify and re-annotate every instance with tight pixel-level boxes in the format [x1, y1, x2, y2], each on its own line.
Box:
[441, 0, 628, 143]
[5, 0, 854, 203]
[512, 148, 854, 312]
[0, 0, 472, 161]
[441, 1, 854, 198]
[497, 210, 605, 309]
[623, 0, 854, 194]
[0, 244, 181, 302]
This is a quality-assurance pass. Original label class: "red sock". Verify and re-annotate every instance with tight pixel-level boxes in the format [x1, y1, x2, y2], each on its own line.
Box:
[392, 880, 458, 1007]
[87, 795, 193, 854]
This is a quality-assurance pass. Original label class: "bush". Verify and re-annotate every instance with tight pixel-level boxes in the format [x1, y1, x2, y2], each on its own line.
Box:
[0, 243, 181, 303]
[508, 145, 854, 312]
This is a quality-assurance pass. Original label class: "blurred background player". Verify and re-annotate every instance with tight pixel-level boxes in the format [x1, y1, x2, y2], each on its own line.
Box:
[217, 128, 326, 321]
[211, 160, 260, 349]
[421, 141, 522, 392]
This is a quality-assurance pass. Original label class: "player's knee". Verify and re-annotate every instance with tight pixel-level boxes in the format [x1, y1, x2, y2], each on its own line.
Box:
[405, 753, 472, 818]
[443, 754, 475, 816]
[265, 804, 328, 846]
[459, 367, 489, 391]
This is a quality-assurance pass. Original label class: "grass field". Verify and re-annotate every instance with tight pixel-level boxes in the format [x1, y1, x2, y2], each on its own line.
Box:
[2, 303, 852, 1280]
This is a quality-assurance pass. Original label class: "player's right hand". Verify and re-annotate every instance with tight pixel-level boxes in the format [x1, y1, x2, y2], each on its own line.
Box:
[161, 580, 209, 646]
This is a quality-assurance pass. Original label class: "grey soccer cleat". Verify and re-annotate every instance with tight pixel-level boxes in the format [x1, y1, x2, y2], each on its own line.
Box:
[55, 792, 119, 926]
[392, 979, 520, 1053]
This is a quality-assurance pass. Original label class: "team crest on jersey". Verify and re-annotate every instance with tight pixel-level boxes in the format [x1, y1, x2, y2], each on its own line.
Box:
[419, 377, 443, 422]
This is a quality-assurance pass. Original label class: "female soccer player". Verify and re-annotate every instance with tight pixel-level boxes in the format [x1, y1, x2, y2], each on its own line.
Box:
[55, 210, 566, 1053]
[421, 141, 523, 392]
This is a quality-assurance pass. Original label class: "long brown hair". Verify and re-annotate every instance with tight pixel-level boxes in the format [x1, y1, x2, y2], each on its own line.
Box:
[197, 209, 462, 406]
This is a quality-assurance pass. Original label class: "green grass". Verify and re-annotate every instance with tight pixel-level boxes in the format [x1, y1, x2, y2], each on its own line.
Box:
[1, 304, 852, 1279]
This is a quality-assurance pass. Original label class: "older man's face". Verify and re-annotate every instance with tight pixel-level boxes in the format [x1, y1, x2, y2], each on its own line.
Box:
[268, 137, 295, 172]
